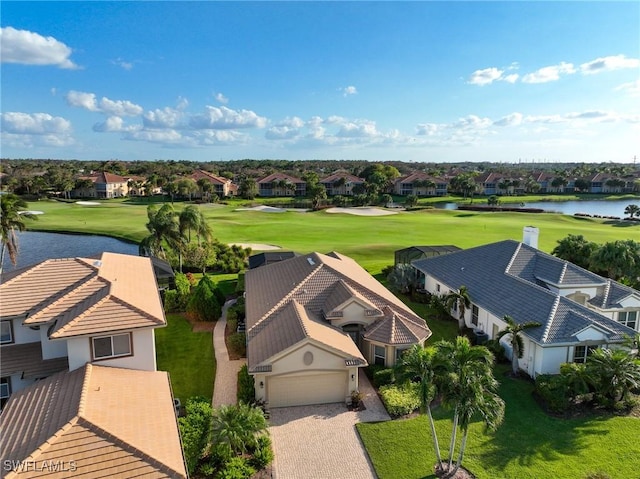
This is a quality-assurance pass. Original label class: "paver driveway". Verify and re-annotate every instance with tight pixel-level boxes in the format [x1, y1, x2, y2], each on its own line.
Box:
[268, 371, 390, 479]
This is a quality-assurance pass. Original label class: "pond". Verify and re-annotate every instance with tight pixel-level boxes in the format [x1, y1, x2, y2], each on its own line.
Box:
[437, 198, 640, 218]
[1, 231, 139, 272]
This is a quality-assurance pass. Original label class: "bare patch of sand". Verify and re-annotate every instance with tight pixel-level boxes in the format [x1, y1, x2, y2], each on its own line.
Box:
[230, 243, 281, 251]
[19, 210, 44, 215]
[325, 207, 398, 216]
[76, 201, 100, 205]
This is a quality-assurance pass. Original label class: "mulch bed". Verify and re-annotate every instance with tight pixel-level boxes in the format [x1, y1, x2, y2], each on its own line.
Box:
[435, 463, 476, 479]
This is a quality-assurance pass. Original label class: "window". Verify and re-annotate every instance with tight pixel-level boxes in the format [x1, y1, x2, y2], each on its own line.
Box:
[436, 284, 441, 293]
[373, 345, 386, 366]
[471, 305, 479, 327]
[0, 378, 10, 399]
[395, 348, 408, 361]
[0, 321, 13, 344]
[618, 311, 637, 330]
[573, 345, 598, 364]
[92, 333, 132, 360]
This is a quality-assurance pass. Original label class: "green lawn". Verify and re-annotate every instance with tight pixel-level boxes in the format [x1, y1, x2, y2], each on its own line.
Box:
[358, 365, 640, 479]
[24, 198, 637, 275]
[155, 313, 215, 401]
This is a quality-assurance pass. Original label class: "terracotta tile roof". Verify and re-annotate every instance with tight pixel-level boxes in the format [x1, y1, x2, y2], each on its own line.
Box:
[0, 253, 165, 338]
[257, 172, 304, 184]
[365, 307, 431, 345]
[322, 280, 381, 318]
[319, 172, 365, 183]
[191, 169, 231, 185]
[0, 342, 69, 379]
[0, 364, 187, 478]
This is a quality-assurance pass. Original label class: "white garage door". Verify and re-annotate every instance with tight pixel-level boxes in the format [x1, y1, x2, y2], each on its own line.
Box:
[268, 372, 347, 408]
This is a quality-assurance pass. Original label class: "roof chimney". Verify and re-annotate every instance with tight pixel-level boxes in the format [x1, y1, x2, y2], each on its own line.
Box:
[523, 226, 539, 249]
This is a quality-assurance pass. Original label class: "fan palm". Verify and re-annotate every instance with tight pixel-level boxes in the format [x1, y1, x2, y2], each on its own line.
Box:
[1, 193, 37, 274]
[496, 315, 541, 376]
[394, 345, 443, 466]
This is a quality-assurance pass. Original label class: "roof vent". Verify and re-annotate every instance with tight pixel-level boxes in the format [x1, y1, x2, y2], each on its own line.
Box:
[307, 257, 315, 266]
[93, 260, 102, 267]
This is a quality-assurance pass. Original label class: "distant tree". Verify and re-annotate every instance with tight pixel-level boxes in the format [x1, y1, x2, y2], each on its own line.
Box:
[176, 178, 198, 200]
[487, 195, 500, 206]
[239, 177, 258, 200]
[496, 315, 541, 376]
[624, 204, 640, 219]
[387, 264, 416, 294]
[0, 194, 37, 274]
[574, 178, 591, 192]
[552, 234, 598, 270]
[589, 240, 640, 283]
[404, 194, 418, 208]
[308, 183, 327, 209]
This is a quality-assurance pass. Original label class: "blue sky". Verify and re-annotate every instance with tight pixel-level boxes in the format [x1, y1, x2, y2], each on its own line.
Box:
[1, 1, 639, 163]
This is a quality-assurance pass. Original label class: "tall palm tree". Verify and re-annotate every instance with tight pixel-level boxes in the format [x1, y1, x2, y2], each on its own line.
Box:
[496, 315, 541, 376]
[445, 285, 471, 330]
[1, 193, 37, 274]
[394, 345, 443, 466]
[434, 336, 495, 470]
[138, 204, 182, 260]
[179, 205, 201, 243]
[211, 403, 268, 455]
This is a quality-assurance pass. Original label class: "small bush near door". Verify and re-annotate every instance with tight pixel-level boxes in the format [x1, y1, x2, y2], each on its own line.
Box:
[237, 364, 255, 404]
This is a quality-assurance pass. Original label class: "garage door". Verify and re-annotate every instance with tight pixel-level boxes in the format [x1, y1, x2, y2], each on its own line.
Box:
[268, 372, 347, 408]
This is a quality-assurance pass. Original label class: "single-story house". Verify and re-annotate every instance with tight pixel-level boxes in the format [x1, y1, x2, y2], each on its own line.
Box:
[245, 251, 431, 407]
[412, 237, 639, 377]
[0, 363, 187, 478]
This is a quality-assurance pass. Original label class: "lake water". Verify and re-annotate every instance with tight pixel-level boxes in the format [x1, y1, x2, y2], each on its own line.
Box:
[1, 231, 138, 272]
[438, 198, 640, 218]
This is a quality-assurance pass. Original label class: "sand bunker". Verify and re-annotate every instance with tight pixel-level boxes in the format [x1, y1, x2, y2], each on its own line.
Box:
[325, 207, 398, 216]
[230, 243, 281, 251]
[235, 205, 309, 213]
[76, 201, 100, 206]
[19, 210, 44, 215]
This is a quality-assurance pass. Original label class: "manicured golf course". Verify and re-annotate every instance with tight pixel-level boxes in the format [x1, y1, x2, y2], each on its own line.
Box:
[23, 198, 637, 275]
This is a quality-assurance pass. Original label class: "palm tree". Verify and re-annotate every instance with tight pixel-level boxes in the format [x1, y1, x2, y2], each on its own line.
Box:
[496, 315, 541, 376]
[586, 348, 640, 405]
[434, 336, 495, 471]
[624, 204, 640, 219]
[1, 193, 37, 274]
[138, 204, 182, 260]
[394, 345, 443, 467]
[179, 205, 212, 244]
[211, 403, 268, 455]
[445, 286, 471, 329]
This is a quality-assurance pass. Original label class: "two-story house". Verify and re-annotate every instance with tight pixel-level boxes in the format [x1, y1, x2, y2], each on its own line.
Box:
[191, 169, 237, 198]
[319, 171, 365, 196]
[257, 173, 306, 197]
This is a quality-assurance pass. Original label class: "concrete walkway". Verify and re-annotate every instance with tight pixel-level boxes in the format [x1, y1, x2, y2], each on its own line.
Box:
[268, 369, 390, 479]
[212, 299, 246, 407]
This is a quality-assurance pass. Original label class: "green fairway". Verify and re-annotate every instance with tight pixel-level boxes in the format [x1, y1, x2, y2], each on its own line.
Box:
[155, 313, 214, 401]
[25, 198, 636, 274]
[357, 365, 640, 479]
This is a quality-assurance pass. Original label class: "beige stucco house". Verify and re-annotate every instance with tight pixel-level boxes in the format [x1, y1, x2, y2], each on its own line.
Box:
[245, 251, 431, 408]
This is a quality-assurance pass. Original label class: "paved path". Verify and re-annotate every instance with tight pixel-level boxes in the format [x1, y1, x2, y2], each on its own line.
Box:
[268, 369, 390, 479]
[212, 299, 246, 408]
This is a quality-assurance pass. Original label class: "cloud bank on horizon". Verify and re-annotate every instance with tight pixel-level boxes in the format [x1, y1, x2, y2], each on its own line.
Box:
[1, 2, 639, 163]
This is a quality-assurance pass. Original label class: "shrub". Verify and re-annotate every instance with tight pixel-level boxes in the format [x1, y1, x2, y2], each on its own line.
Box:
[187, 275, 221, 321]
[228, 333, 247, 357]
[237, 364, 255, 404]
[227, 318, 238, 334]
[365, 364, 387, 381]
[217, 456, 255, 479]
[379, 383, 420, 417]
[534, 374, 570, 413]
[226, 308, 238, 323]
[249, 435, 274, 470]
[178, 397, 212, 476]
[163, 290, 180, 313]
[485, 339, 507, 363]
[373, 368, 395, 388]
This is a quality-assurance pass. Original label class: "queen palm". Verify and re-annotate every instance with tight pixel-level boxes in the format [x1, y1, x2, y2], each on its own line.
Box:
[1, 193, 37, 274]
[445, 285, 471, 330]
[139, 203, 182, 260]
[496, 315, 541, 376]
[394, 345, 443, 467]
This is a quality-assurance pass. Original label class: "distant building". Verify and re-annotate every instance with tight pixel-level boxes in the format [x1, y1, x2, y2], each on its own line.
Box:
[190, 169, 237, 198]
[319, 171, 365, 196]
[257, 173, 306, 197]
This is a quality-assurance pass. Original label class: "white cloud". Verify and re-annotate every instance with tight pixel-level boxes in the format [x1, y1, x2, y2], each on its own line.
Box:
[124, 129, 184, 144]
[494, 112, 523, 127]
[1, 111, 73, 147]
[65, 90, 143, 116]
[580, 55, 640, 75]
[266, 126, 301, 140]
[342, 85, 358, 96]
[468, 67, 504, 86]
[277, 116, 305, 128]
[415, 123, 440, 136]
[111, 58, 134, 70]
[176, 96, 189, 110]
[215, 93, 229, 104]
[503, 73, 519, 84]
[615, 80, 640, 96]
[521, 61, 576, 83]
[143, 107, 184, 128]
[0, 27, 78, 69]
[189, 106, 267, 130]
[336, 120, 381, 138]
[451, 115, 493, 130]
[93, 116, 140, 132]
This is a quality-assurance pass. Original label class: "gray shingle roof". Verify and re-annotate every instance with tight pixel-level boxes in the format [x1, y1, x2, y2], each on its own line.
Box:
[413, 240, 636, 344]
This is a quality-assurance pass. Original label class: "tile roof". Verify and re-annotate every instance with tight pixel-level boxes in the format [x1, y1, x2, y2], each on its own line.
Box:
[0, 364, 187, 478]
[0, 253, 166, 338]
[246, 252, 430, 369]
[257, 172, 304, 184]
[412, 240, 637, 345]
[191, 169, 231, 185]
[319, 172, 365, 183]
[0, 342, 69, 379]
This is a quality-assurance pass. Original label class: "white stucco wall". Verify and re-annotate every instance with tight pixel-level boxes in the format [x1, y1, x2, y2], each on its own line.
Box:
[330, 301, 373, 328]
[66, 329, 157, 372]
[10, 320, 40, 344]
[40, 328, 68, 360]
[575, 327, 607, 342]
[536, 346, 570, 375]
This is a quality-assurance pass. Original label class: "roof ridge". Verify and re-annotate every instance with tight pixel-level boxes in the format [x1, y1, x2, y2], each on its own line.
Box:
[248, 262, 322, 337]
[291, 300, 309, 337]
[389, 313, 396, 343]
[601, 280, 612, 308]
[49, 294, 112, 339]
[504, 242, 522, 274]
[541, 295, 561, 343]
[19, 417, 81, 468]
[558, 262, 568, 283]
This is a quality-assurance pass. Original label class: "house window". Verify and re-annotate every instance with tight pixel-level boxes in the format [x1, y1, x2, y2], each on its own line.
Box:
[573, 345, 598, 364]
[92, 333, 132, 360]
[395, 347, 409, 362]
[373, 345, 386, 366]
[0, 321, 13, 344]
[618, 311, 637, 330]
[471, 305, 479, 327]
[436, 284, 441, 293]
[0, 377, 10, 409]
